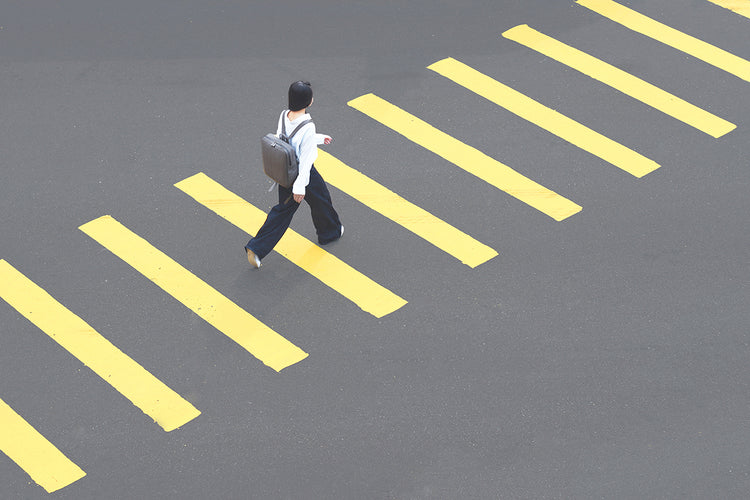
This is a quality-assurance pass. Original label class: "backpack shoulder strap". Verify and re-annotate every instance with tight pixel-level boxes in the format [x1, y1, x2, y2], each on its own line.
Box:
[287, 118, 313, 141]
[279, 110, 288, 138]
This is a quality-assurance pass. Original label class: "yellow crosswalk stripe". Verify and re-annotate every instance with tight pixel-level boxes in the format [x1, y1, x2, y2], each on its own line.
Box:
[347, 93, 582, 221]
[0, 260, 201, 432]
[78, 216, 308, 372]
[706, 0, 750, 19]
[174, 173, 407, 318]
[503, 24, 736, 138]
[315, 151, 498, 268]
[428, 57, 661, 178]
[0, 397, 86, 493]
[577, 0, 750, 82]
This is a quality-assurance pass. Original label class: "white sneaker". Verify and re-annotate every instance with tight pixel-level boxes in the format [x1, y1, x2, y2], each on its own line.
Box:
[340, 225, 344, 238]
[246, 248, 261, 269]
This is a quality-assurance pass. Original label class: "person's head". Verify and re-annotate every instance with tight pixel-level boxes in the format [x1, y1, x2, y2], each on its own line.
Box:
[288, 80, 313, 111]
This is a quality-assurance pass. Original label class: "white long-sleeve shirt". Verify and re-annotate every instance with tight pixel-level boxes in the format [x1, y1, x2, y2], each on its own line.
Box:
[276, 110, 325, 196]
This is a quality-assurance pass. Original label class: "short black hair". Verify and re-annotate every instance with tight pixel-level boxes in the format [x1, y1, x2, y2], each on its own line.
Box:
[288, 81, 313, 111]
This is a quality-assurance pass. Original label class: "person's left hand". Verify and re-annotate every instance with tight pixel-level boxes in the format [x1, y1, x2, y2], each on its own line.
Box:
[293, 193, 305, 203]
[323, 135, 332, 145]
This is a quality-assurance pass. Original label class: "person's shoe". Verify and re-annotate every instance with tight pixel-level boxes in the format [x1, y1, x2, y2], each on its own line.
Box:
[246, 248, 261, 269]
[319, 225, 344, 246]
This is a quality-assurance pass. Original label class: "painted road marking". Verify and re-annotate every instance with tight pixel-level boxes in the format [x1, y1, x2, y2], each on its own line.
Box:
[577, 0, 750, 82]
[502, 24, 736, 138]
[0, 396, 86, 493]
[315, 151, 498, 268]
[428, 57, 660, 178]
[174, 173, 407, 318]
[79, 216, 308, 372]
[706, 0, 750, 19]
[347, 93, 582, 221]
[0, 260, 200, 432]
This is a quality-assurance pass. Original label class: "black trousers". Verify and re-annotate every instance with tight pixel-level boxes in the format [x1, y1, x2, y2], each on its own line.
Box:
[245, 166, 342, 259]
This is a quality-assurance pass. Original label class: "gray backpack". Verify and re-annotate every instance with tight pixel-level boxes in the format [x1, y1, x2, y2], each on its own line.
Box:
[260, 112, 312, 188]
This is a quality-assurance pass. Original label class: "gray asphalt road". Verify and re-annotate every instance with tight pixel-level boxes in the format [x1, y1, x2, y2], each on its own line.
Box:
[1, 1, 749, 499]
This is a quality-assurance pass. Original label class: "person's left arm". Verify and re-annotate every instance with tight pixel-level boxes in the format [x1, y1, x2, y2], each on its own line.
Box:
[315, 133, 333, 145]
[291, 124, 319, 202]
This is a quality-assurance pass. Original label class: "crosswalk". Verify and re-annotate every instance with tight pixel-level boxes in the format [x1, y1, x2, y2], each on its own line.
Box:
[347, 93, 583, 221]
[0, 398, 86, 493]
[174, 172, 408, 317]
[502, 24, 736, 138]
[78, 215, 310, 371]
[428, 57, 661, 178]
[706, 0, 750, 19]
[0, 260, 201, 430]
[577, 0, 750, 82]
[2, 0, 748, 493]
[315, 151, 498, 268]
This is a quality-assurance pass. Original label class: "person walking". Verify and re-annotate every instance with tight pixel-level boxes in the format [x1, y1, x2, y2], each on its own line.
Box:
[245, 81, 343, 268]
